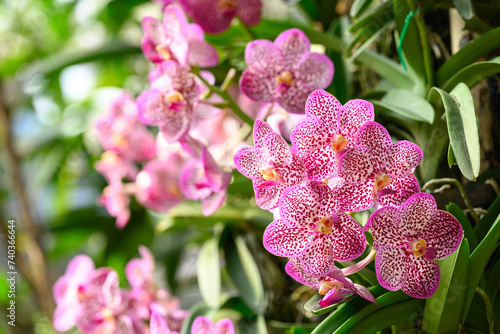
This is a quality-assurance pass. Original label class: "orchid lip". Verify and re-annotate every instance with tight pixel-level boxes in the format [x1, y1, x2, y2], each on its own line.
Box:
[155, 44, 172, 61]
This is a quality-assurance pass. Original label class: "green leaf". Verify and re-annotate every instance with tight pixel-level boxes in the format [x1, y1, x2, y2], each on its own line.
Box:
[430, 85, 480, 181]
[463, 214, 500, 322]
[436, 27, 500, 85]
[350, 0, 374, 18]
[446, 203, 478, 251]
[422, 239, 470, 334]
[376, 89, 435, 123]
[475, 194, 500, 241]
[198, 237, 221, 308]
[447, 143, 457, 168]
[441, 57, 500, 91]
[453, 0, 475, 21]
[224, 233, 266, 313]
[180, 303, 212, 334]
[337, 299, 425, 333]
[348, 1, 393, 33]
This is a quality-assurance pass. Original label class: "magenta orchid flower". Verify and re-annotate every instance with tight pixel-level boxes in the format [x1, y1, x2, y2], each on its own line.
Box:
[291, 90, 374, 180]
[179, 136, 231, 215]
[135, 159, 186, 213]
[334, 121, 422, 212]
[233, 120, 306, 210]
[191, 316, 235, 334]
[95, 151, 138, 185]
[239, 29, 334, 114]
[141, 4, 218, 67]
[53, 255, 96, 332]
[285, 260, 376, 307]
[368, 192, 463, 298]
[263, 181, 366, 276]
[137, 61, 198, 143]
[179, 0, 262, 34]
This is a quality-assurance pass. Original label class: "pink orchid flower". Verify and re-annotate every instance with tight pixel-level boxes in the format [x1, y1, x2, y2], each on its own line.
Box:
[52, 255, 95, 332]
[179, 136, 231, 215]
[285, 260, 376, 307]
[141, 4, 218, 67]
[191, 316, 235, 334]
[239, 29, 334, 114]
[334, 121, 422, 212]
[263, 182, 366, 276]
[98, 180, 131, 229]
[368, 192, 463, 298]
[137, 61, 198, 143]
[179, 0, 262, 34]
[233, 120, 306, 210]
[291, 90, 374, 180]
[94, 151, 138, 185]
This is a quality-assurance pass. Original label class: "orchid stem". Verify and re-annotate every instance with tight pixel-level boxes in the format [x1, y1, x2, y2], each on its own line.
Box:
[342, 248, 376, 276]
[195, 71, 254, 127]
[476, 287, 495, 334]
[236, 17, 256, 41]
[422, 178, 480, 224]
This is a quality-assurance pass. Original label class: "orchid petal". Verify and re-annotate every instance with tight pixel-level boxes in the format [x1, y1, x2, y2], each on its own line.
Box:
[338, 99, 374, 138]
[180, 161, 212, 200]
[353, 283, 377, 303]
[376, 173, 420, 208]
[215, 318, 235, 334]
[290, 117, 330, 159]
[310, 181, 338, 217]
[384, 141, 423, 178]
[294, 52, 334, 92]
[236, 0, 262, 26]
[53, 303, 80, 332]
[402, 255, 440, 299]
[234, 146, 263, 180]
[137, 89, 167, 126]
[239, 67, 278, 103]
[254, 184, 284, 210]
[274, 28, 310, 68]
[303, 144, 337, 181]
[396, 192, 437, 240]
[422, 210, 463, 260]
[245, 40, 280, 68]
[299, 237, 335, 276]
[338, 146, 376, 184]
[261, 132, 292, 166]
[191, 316, 215, 334]
[284, 261, 321, 290]
[328, 213, 366, 261]
[253, 120, 275, 150]
[188, 40, 219, 67]
[277, 83, 312, 114]
[375, 247, 407, 291]
[158, 107, 192, 143]
[305, 90, 342, 132]
[279, 185, 318, 227]
[368, 206, 403, 250]
[202, 148, 226, 190]
[355, 122, 391, 169]
[334, 178, 375, 212]
[201, 175, 230, 216]
[150, 310, 170, 334]
[263, 219, 310, 257]
[274, 154, 307, 185]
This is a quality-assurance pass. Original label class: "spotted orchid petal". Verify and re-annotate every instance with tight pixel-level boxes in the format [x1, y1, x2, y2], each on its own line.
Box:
[328, 213, 366, 261]
[280, 185, 318, 227]
[158, 109, 192, 143]
[276, 83, 312, 114]
[237, 0, 262, 26]
[180, 161, 213, 200]
[352, 283, 377, 304]
[302, 144, 337, 180]
[310, 181, 338, 216]
[188, 40, 219, 67]
[274, 154, 307, 185]
[214, 318, 235, 334]
[150, 310, 170, 334]
[261, 132, 292, 166]
[253, 120, 275, 149]
[137, 89, 168, 126]
[285, 261, 321, 290]
[263, 219, 310, 257]
[368, 206, 403, 250]
[305, 90, 342, 133]
[239, 67, 279, 103]
[201, 173, 231, 216]
[401, 255, 440, 299]
[384, 141, 423, 178]
[396, 192, 437, 240]
[293, 52, 334, 92]
[290, 117, 331, 159]
[338, 145, 376, 184]
[245, 40, 280, 68]
[274, 28, 310, 68]
[149, 62, 198, 105]
[376, 173, 420, 208]
[255, 184, 285, 210]
[338, 99, 374, 139]
[355, 122, 391, 169]
[375, 247, 407, 291]
[333, 178, 375, 212]
[191, 316, 215, 334]
[202, 148, 226, 190]
[233, 146, 263, 179]
[299, 237, 335, 276]
[422, 210, 463, 260]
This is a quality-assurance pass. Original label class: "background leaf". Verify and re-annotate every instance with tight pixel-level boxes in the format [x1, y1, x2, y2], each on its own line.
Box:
[198, 237, 221, 308]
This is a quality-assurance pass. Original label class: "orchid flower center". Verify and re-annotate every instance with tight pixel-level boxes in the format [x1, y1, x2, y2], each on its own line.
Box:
[319, 280, 343, 295]
[218, 0, 237, 10]
[331, 134, 348, 152]
[101, 151, 118, 164]
[408, 239, 428, 258]
[315, 217, 333, 235]
[101, 307, 114, 322]
[111, 134, 127, 148]
[77, 286, 86, 301]
[166, 91, 185, 104]
[155, 44, 172, 61]
[276, 71, 294, 87]
[259, 167, 282, 182]
[374, 172, 391, 191]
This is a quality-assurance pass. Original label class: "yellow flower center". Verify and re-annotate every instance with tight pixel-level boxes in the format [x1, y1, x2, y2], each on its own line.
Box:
[315, 217, 333, 235]
[408, 239, 427, 258]
[276, 71, 294, 86]
[101, 151, 118, 164]
[218, 0, 237, 10]
[319, 280, 343, 295]
[166, 91, 185, 103]
[331, 134, 348, 152]
[155, 44, 172, 61]
[259, 167, 282, 182]
[111, 134, 127, 148]
[374, 172, 391, 191]
[101, 307, 114, 322]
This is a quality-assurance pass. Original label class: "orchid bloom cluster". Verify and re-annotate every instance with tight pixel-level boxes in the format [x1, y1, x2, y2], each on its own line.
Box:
[234, 89, 463, 305]
[53, 246, 188, 334]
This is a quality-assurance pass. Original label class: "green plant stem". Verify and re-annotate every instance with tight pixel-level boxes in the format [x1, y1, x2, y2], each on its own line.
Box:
[237, 17, 256, 41]
[475, 287, 495, 334]
[196, 71, 254, 126]
[422, 178, 480, 224]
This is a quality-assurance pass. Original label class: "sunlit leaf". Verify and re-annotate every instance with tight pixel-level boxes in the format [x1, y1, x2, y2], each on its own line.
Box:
[198, 237, 221, 308]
